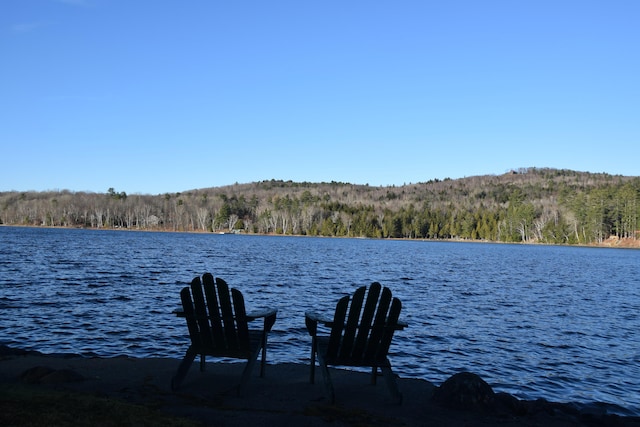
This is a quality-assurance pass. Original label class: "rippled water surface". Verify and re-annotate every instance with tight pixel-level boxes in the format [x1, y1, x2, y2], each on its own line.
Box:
[1, 226, 639, 414]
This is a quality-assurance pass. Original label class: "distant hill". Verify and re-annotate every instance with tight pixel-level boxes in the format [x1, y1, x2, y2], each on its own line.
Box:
[1, 167, 639, 246]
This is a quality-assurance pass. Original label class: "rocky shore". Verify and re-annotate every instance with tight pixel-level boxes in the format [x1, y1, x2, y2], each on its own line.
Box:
[1, 345, 638, 426]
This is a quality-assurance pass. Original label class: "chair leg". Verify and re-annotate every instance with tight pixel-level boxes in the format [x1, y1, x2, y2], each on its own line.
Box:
[171, 347, 197, 391]
[381, 365, 402, 404]
[259, 331, 267, 378]
[316, 352, 335, 404]
[238, 345, 262, 396]
[310, 337, 317, 384]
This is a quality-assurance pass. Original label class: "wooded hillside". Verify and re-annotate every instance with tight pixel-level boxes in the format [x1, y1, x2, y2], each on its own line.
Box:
[2, 167, 639, 246]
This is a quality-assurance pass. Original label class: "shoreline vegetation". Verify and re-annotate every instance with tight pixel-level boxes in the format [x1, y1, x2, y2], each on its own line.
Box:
[2, 168, 639, 247]
[1, 345, 640, 426]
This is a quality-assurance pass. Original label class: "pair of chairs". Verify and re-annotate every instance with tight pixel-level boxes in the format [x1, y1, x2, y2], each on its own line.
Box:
[171, 273, 406, 403]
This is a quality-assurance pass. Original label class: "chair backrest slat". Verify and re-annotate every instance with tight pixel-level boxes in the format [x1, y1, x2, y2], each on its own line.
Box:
[339, 286, 366, 359]
[180, 287, 203, 347]
[231, 288, 250, 351]
[202, 273, 225, 346]
[352, 282, 382, 361]
[215, 278, 239, 350]
[190, 276, 214, 348]
[376, 297, 402, 360]
[326, 295, 349, 359]
[363, 285, 392, 361]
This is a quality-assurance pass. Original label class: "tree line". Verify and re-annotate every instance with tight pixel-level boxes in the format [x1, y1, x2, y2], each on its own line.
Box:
[1, 168, 639, 245]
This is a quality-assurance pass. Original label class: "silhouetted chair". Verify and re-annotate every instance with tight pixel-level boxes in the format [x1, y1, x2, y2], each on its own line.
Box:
[172, 273, 277, 394]
[305, 282, 406, 404]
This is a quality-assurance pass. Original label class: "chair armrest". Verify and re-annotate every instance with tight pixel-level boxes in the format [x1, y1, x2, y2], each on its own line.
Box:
[396, 320, 408, 330]
[173, 308, 185, 317]
[305, 310, 334, 325]
[247, 308, 278, 332]
[246, 308, 278, 320]
[305, 310, 334, 336]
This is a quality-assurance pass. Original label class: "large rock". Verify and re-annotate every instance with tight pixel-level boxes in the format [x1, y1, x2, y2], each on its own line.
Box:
[432, 372, 496, 412]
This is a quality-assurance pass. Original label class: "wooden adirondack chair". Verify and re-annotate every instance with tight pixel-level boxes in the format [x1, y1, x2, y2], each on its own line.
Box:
[171, 273, 277, 394]
[305, 282, 406, 404]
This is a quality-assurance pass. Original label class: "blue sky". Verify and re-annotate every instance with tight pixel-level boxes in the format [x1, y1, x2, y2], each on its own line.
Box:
[2, 1, 638, 195]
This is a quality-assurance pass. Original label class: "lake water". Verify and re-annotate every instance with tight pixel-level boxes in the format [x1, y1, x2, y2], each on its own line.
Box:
[1, 226, 639, 415]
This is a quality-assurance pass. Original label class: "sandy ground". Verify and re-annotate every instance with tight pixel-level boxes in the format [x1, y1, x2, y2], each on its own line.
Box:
[1, 346, 639, 427]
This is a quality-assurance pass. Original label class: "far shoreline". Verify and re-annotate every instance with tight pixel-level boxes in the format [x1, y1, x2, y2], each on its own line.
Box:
[3, 223, 639, 250]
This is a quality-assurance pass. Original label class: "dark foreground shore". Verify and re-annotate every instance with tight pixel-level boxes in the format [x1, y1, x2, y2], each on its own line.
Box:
[1, 346, 638, 427]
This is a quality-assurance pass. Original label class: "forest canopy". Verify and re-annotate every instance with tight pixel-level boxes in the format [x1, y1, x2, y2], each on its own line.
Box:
[2, 168, 639, 246]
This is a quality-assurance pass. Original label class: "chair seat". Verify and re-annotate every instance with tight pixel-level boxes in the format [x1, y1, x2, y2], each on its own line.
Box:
[191, 330, 266, 359]
[315, 336, 393, 368]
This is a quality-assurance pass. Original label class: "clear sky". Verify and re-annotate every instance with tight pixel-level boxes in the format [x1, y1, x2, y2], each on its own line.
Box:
[2, 1, 638, 195]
